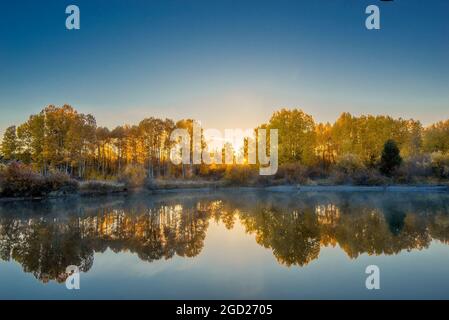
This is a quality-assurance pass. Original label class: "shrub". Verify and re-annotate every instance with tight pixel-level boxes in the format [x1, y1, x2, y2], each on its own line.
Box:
[119, 164, 147, 187]
[395, 154, 432, 183]
[329, 171, 349, 185]
[275, 163, 308, 184]
[305, 165, 329, 180]
[197, 164, 226, 180]
[331, 154, 386, 185]
[45, 170, 79, 193]
[223, 165, 256, 185]
[431, 152, 449, 179]
[336, 153, 365, 175]
[253, 174, 274, 186]
[352, 168, 387, 186]
[0, 162, 42, 197]
[79, 180, 125, 194]
[0, 162, 78, 197]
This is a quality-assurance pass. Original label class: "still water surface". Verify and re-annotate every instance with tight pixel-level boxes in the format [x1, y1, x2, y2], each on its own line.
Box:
[1, 190, 449, 299]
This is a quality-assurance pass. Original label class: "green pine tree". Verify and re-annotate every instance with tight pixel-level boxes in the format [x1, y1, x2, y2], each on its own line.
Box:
[380, 139, 402, 176]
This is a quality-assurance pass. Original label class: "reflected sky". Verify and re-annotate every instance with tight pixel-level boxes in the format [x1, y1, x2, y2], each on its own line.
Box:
[1, 190, 449, 299]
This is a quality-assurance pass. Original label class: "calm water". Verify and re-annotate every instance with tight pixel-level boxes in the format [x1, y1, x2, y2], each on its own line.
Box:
[1, 190, 449, 299]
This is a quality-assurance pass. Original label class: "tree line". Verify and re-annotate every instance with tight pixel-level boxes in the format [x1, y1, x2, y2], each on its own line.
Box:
[1, 104, 449, 181]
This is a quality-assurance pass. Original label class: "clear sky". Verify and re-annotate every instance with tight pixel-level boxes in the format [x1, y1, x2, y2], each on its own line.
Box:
[0, 0, 448, 134]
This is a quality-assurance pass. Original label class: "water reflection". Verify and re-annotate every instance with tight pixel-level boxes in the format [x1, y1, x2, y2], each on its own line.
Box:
[1, 191, 449, 283]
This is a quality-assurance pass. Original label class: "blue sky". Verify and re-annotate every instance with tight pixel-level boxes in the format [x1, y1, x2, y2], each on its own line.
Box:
[0, 0, 448, 133]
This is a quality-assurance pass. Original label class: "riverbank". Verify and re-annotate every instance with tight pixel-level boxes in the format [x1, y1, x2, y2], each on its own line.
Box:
[264, 185, 449, 193]
[1, 180, 448, 202]
[145, 179, 449, 193]
[149, 183, 449, 194]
